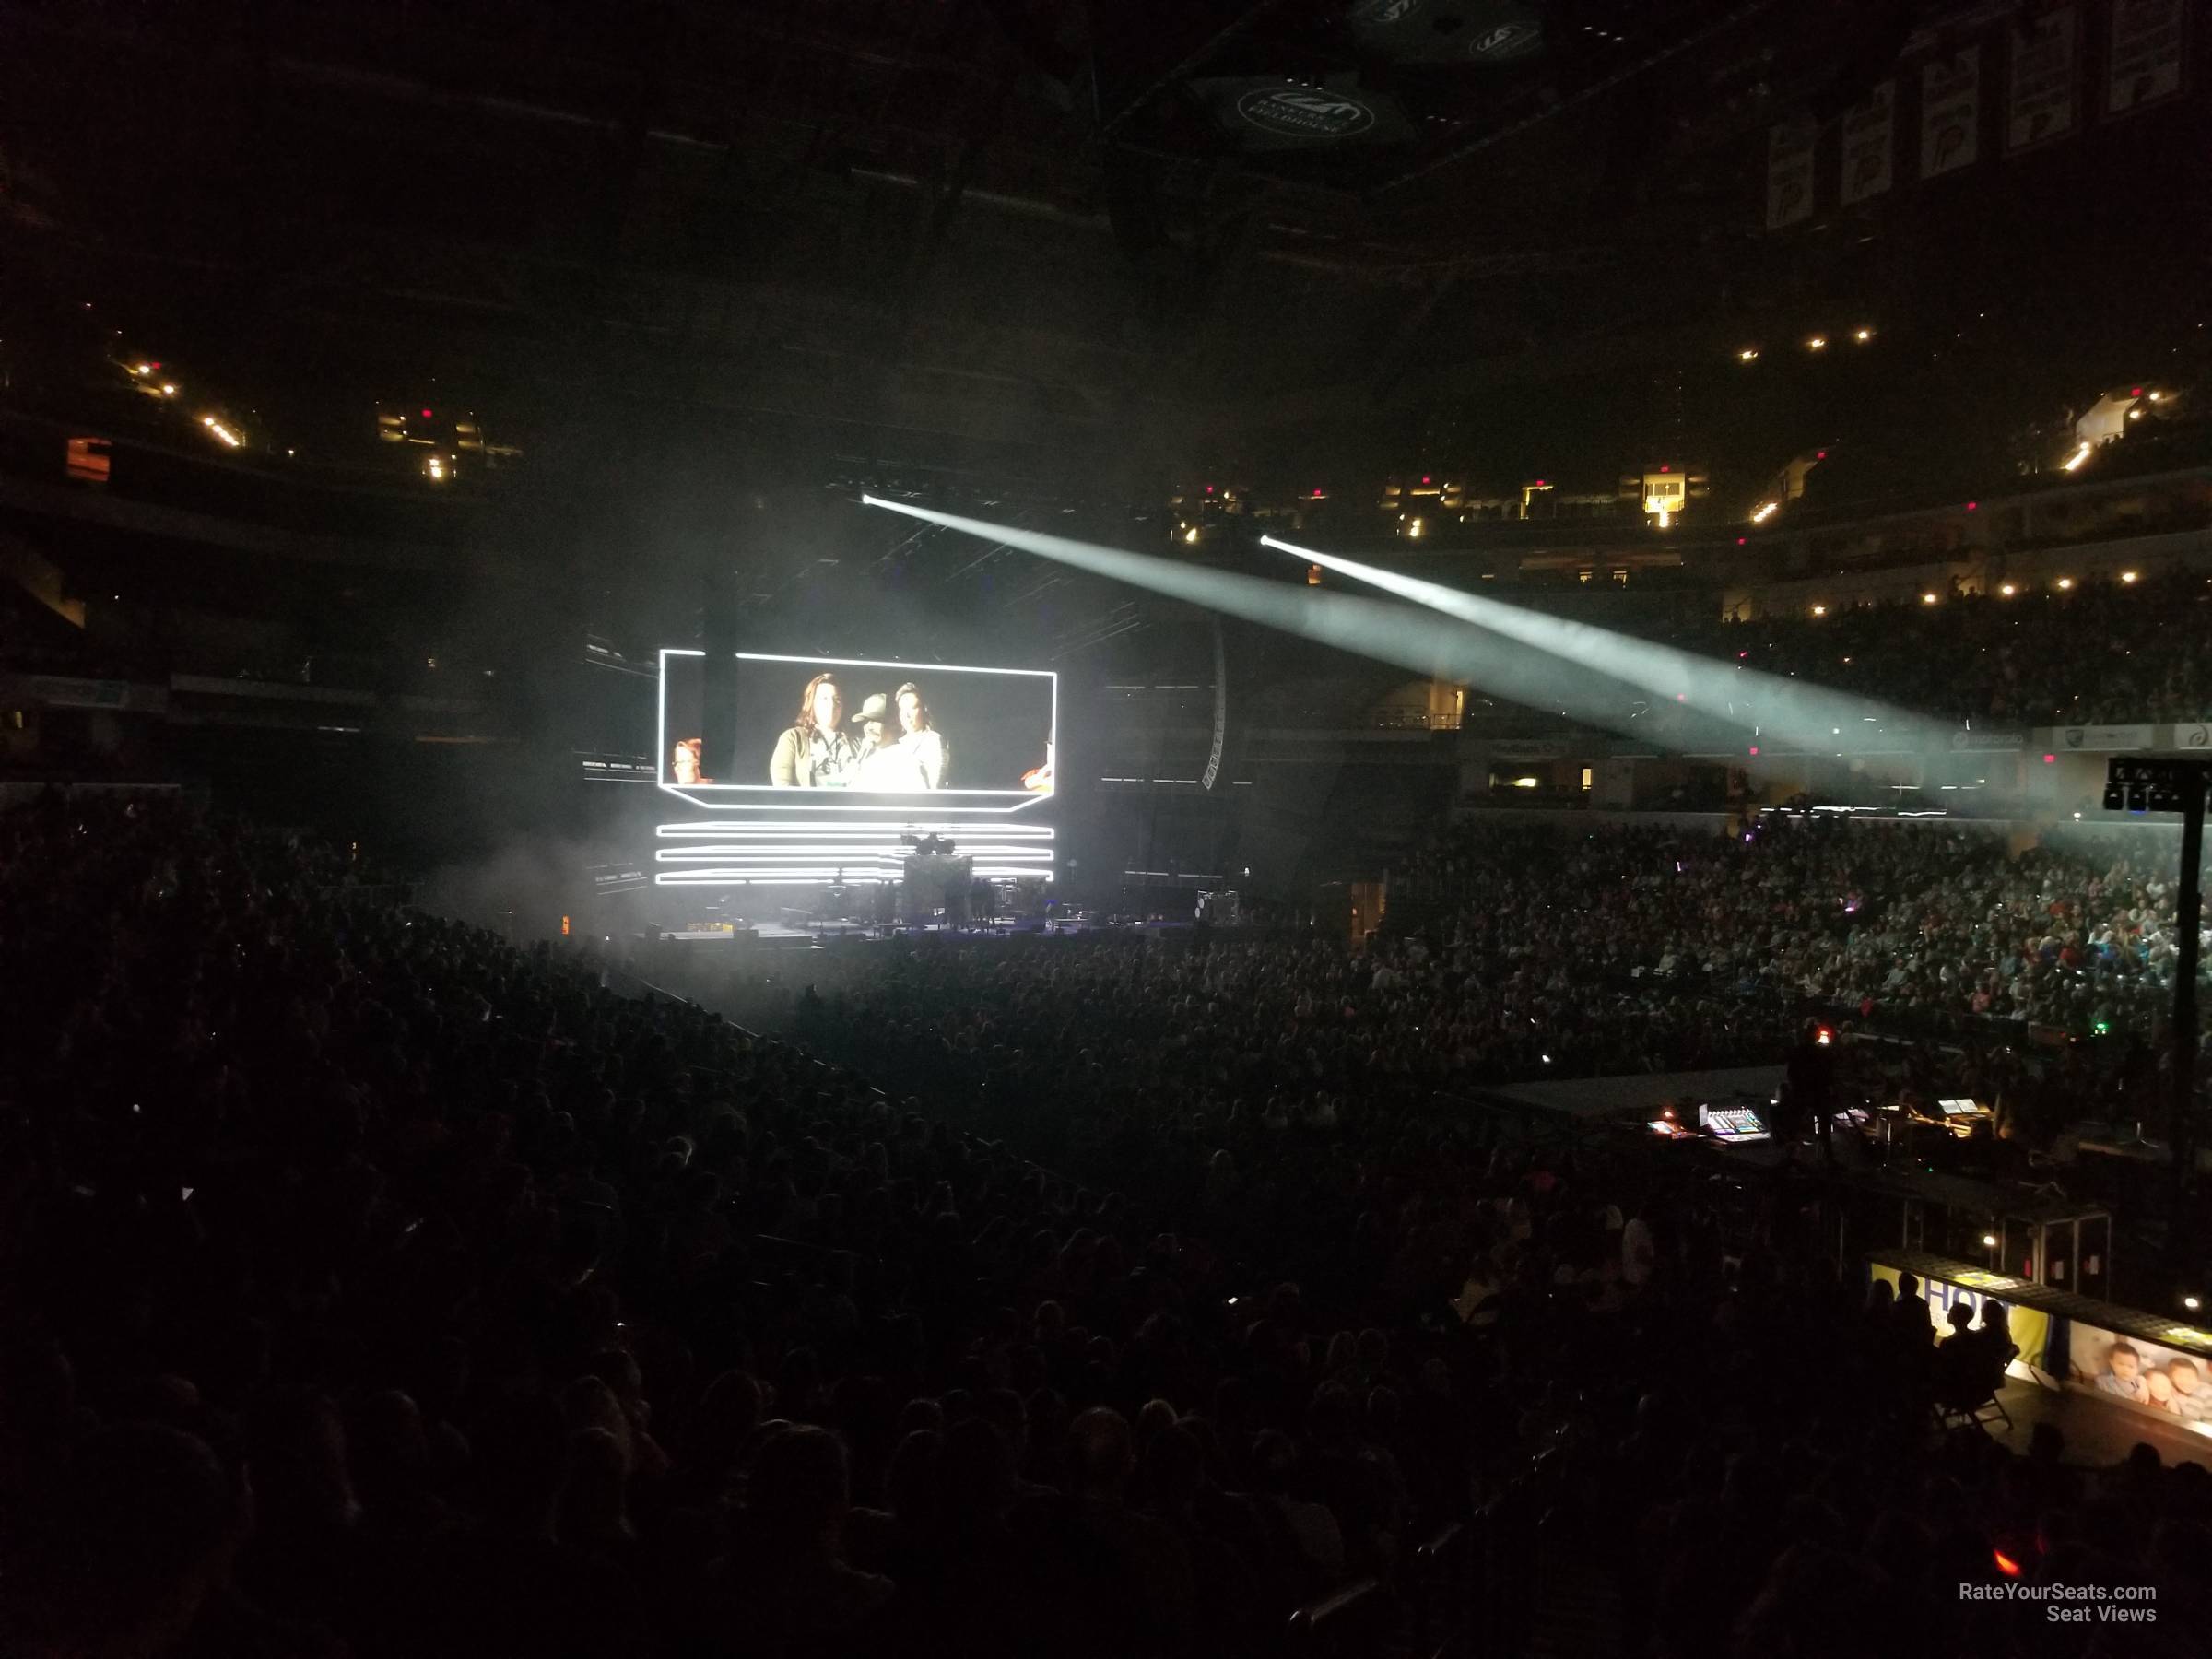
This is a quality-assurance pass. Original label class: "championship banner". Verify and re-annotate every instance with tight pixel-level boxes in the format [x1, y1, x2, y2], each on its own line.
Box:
[1921, 48, 1983, 178]
[1840, 81, 1896, 204]
[2006, 6, 2078, 152]
[2107, 0, 2187, 117]
[1765, 114, 1818, 229]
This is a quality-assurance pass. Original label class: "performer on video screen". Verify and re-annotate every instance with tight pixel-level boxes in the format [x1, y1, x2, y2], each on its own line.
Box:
[849, 691, 920, 791]
[894, 682, 947, 790]
[845, 684, 948, 792]
[671, 738, 711, 784]
[1023, 740, 1054, 793]
[769, 673, 859, 787]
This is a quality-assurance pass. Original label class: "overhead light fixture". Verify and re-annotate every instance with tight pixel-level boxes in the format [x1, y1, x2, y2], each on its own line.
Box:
[1806, 335, 1828, 351]
[1810, 604, 1826, 617]
[1737, 347, 1759, 362]
[1998, 582, 2016, 596]
[2121, 571, 2138, 584]
[2056, 577, 2075, 590]
[1922, 593, 1939, 606]
[1853, 328, 1873, 343]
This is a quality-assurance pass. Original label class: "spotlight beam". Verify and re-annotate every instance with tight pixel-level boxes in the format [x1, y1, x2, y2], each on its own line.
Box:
[1260, 535, 1949, 757]
[861, 498, 1776, 753]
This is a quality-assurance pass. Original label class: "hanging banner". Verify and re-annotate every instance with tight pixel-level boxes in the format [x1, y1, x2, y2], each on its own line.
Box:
[2108, 0, 2187, 117]
[2006, 6, 2078, 151]
[1921, 48, 1983, 178]
[1903, 0, 2019, 55]
[1840, 80, 1896, 204]
[1765, 114, 1817, 229]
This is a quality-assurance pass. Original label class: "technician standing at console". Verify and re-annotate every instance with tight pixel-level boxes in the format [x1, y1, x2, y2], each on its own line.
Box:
[769, 673, 859, 786]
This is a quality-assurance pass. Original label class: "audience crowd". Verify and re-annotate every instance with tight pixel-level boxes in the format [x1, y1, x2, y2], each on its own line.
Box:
[1463, 571, 2212, 736]
[4, 791, 2210, 1659]
[1396, 817, 2199, 1039]
[1702, 572, 2212, 729]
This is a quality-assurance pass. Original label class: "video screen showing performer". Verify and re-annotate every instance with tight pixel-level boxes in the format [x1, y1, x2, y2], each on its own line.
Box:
[843, 682, 948, 791]
[747, 656, 1048, 795]
[769, 672, 860, 788]
[659, 652, 1052, 795]
[670, 737, 711, 784]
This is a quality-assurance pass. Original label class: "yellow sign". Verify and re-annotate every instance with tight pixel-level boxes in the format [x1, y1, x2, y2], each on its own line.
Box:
[1872, 1263, 2052, 1376]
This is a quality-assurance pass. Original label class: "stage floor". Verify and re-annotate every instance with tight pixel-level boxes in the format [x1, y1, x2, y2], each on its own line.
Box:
[1985, 1374, 2210, 1471]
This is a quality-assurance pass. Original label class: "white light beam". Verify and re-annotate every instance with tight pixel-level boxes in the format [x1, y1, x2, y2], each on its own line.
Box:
[1259, 534, 1949, 758]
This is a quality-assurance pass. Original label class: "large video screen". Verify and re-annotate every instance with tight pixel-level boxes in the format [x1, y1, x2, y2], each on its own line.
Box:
[660, 652, 1055, 800]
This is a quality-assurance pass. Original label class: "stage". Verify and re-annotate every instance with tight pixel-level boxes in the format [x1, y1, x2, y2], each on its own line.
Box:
[660, 912, 1127, 949]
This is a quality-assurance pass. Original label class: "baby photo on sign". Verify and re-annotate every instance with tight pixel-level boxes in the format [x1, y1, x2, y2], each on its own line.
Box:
[2069, 1325, 2212, 1427]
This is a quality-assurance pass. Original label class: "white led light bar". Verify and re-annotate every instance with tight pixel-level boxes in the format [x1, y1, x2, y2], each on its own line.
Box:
[652, 819, 1054, 885]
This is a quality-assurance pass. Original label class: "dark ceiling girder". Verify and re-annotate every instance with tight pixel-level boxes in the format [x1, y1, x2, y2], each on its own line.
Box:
[1369, 0, 1785, 197]
[1089, 0, 1302, 147]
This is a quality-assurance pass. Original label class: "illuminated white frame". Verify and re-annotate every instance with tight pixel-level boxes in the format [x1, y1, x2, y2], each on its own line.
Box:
[656, 649, 1056, 813]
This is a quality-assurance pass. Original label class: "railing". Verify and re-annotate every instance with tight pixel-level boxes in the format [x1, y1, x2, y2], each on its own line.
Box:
[1408, 1521, 1471, 1658]
[1285, 1576, 1387, 1657]
[1278, 1518, 1476, 1658]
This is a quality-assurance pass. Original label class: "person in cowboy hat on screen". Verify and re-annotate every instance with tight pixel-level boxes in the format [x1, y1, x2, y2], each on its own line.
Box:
[851, 691, 924, 792]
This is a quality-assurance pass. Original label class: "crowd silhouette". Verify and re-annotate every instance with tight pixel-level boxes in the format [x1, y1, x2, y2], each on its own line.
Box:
[4, 792, 2211, 1659]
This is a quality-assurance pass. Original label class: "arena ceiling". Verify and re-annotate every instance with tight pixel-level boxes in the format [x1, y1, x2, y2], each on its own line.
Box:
[0, 2, 1925, 483]
[0, 0, 2200, 648]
